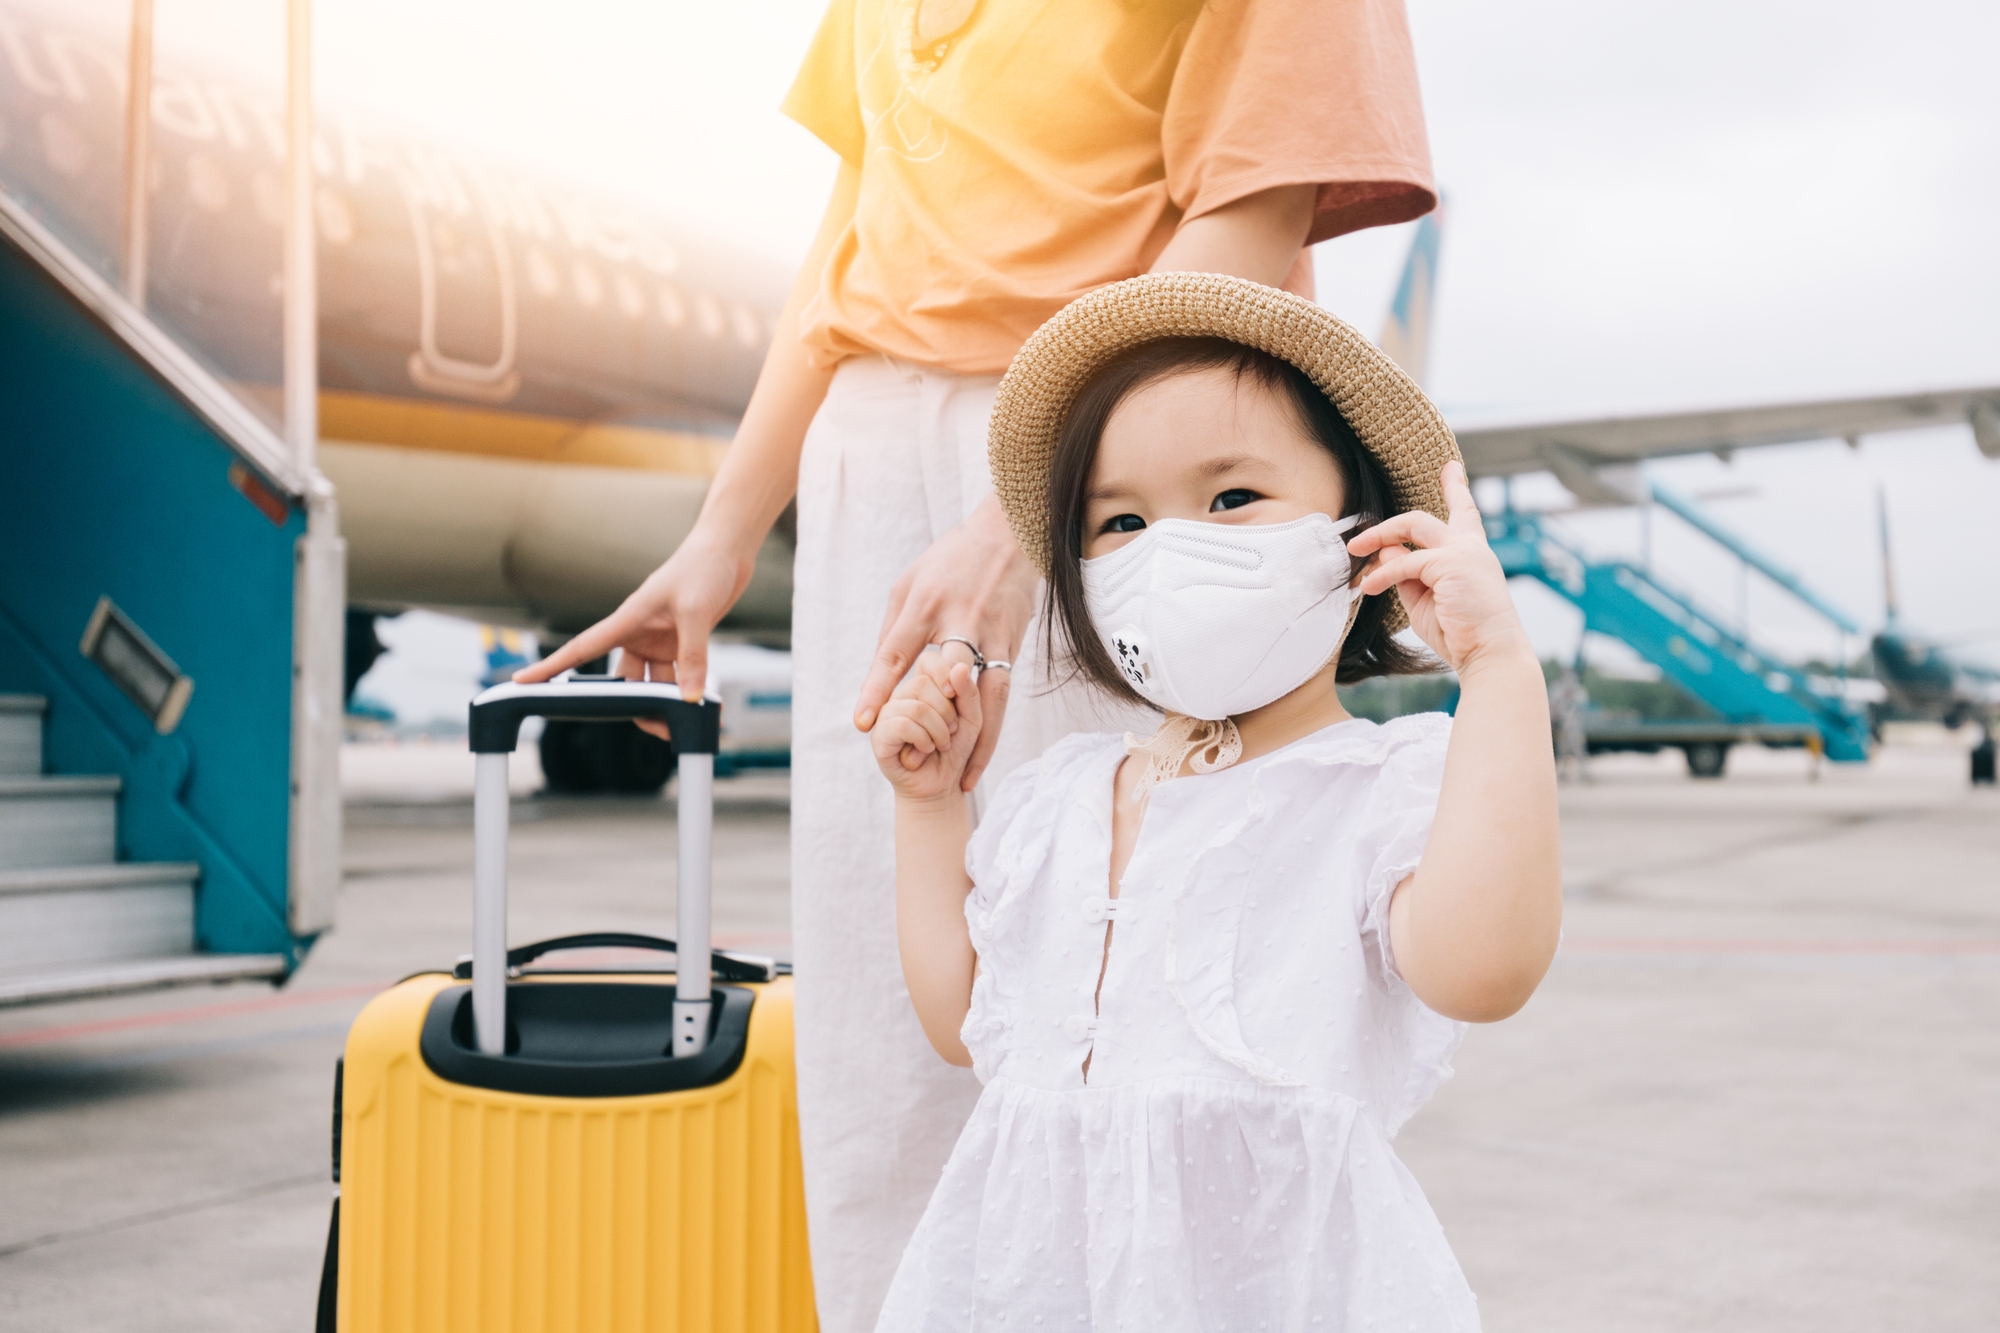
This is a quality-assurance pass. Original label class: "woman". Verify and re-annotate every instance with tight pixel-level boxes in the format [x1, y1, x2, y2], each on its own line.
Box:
[523, 2, 1436, 1327]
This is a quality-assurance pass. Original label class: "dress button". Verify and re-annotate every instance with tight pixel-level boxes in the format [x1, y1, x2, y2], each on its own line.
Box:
[1062, 1013, 1097, 1042]
[1081, 895, 1119, 924]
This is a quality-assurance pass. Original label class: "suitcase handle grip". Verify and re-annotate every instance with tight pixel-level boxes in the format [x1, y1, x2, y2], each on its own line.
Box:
[468, 678, 721, 755]
[454, 932, 782, 983]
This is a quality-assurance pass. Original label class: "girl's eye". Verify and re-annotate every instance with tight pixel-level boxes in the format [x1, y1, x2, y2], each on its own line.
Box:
[1210, 488, 1260, 512]
[1099, 513, 1147, 535]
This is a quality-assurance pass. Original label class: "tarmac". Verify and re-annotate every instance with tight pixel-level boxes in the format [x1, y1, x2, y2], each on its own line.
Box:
[0, 737, 1994, 1331]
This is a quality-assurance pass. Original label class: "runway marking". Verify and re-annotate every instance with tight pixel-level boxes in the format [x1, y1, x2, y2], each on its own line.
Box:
[1563, 938, 2000, 955]
[0, 981, 389, 1051]
[0, 1172, 326, 1261]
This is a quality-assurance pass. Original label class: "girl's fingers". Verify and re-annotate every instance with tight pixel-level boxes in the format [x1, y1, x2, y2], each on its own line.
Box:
[900, 672, 961, 733]
[961, 660, 1006, 791]
[1441, 460, 1481, 527]
[1358, 546, 1444, 597]
[874, 714, 934, 758]
[1348, 509, 1452, 556]
[900, 698, 956, 755]
[950, 662, 983, 732]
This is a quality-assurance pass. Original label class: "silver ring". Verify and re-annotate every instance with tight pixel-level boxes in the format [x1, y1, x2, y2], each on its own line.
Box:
[934, 635, 985, 669]
[983, 660, 1011, 672]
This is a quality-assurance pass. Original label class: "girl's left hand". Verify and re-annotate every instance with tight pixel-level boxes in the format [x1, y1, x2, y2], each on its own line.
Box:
[1346, 461, 1531, 676]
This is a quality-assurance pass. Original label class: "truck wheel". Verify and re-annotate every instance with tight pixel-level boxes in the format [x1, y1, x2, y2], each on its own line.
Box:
[1683, 741, 1729, 779]
[540, 720, 677, 795]
[1972, 738, 1997, 786]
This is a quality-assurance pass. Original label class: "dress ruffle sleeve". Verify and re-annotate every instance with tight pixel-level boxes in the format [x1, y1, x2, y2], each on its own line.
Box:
[1353, 713, 1469, 1134]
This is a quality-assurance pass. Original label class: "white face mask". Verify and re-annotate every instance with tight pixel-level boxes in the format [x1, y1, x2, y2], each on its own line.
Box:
[1081, 512, 1363, 721]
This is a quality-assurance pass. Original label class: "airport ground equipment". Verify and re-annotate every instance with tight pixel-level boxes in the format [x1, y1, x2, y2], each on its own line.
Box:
[325, 678, 814, 1333]
[1580, 719, 1822, 778]
[0, 172, 342, 1003]
[1488, 510, 1873, 765]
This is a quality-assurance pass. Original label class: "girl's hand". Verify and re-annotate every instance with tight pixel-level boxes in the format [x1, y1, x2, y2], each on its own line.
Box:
[1347, 461, 1532, 677]
[871, 656, 984, 804]
[854, 495, 1038, 792]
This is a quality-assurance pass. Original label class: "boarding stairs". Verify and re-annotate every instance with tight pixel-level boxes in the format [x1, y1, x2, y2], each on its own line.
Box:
[0, 695, 287, 1007]
[1486, 505, 1873, 762]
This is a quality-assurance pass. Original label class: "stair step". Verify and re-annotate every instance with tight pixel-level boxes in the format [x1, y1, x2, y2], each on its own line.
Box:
[0, 775, 120, 871]
[0, 695, 45, 777]
[0, 861, 198, 974]
[0, 952, 289, 1009]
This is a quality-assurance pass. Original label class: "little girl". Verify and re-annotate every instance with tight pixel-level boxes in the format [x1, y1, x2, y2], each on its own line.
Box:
[867, 273, 1562, 1332]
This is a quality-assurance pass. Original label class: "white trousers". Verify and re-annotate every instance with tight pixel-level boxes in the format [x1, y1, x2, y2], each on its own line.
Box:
[790, 356, 1150, 1333]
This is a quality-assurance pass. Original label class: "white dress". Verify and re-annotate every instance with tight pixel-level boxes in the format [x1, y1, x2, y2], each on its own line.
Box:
[875, 713, 1479, 1332]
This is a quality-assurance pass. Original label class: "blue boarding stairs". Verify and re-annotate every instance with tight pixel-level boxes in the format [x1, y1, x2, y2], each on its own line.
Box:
[1486, 488, 1873, 764]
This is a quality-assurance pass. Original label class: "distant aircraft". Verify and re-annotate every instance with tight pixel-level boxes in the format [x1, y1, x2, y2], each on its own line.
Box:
[1870, 489, 1998, 778]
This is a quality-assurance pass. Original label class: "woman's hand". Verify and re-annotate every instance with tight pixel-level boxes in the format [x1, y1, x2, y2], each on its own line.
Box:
[1346, 461, 1532, 678]
[511, 532, 755, 738]
[512, 164, 859, 737]
[871, 656, 984, 805]
[854, 494, 1038, 791]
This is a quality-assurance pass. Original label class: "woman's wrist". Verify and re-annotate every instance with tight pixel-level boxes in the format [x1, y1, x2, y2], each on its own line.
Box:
[679, 494, 778, 572]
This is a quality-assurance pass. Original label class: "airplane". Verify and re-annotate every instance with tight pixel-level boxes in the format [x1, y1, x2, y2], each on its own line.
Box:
[1870, 488, 1998, 778]
[4, 3, 1995, 793]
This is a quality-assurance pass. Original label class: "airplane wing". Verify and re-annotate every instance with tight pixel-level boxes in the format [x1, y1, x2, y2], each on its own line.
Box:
[1370, 214, 2000, 504]
[1453, 386, 2000, 500]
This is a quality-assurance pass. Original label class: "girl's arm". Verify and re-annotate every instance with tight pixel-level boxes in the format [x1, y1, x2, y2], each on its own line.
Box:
[515, 163, 861, 701]
[870, 655, 988, 1065]
[1347, 463, 1564, 1022]
[894, 793, 978, 1066]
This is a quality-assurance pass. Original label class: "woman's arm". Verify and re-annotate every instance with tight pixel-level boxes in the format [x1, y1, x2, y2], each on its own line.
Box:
[1149, 183, 1318, 287]
[517, 163, 860, 702]
[1347, 463, 1564, 1022]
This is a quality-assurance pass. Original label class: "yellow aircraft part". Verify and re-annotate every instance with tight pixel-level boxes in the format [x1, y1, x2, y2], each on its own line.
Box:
[337, 972, 816, 1333]
[319, 391, 729, 476]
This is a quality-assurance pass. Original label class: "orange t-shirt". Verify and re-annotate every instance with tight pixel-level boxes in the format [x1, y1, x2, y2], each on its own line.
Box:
[782, 0, 1436, 375]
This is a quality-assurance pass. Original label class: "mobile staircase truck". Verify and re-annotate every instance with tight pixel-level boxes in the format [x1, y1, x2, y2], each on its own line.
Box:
[0, 16, 341, 1005]
[1488, 483, 1873, 775]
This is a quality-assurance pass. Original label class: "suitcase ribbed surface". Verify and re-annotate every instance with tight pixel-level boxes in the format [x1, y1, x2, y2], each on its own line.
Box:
[338, 973, 816, 1333]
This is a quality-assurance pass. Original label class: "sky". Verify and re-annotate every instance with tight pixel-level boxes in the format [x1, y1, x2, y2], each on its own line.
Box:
[130, 0, 2000, 701]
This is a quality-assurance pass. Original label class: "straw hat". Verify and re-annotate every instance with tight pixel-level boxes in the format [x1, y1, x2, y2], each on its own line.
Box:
[987, 271, 1463, 630]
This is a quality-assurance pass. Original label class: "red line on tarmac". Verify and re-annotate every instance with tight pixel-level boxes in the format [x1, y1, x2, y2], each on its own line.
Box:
[0, 981, 390, 1050]
[1563, 938, 2000, 955]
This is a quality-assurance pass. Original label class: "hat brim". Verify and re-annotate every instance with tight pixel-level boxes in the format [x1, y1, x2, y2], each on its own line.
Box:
[987, 272, 1463, 634]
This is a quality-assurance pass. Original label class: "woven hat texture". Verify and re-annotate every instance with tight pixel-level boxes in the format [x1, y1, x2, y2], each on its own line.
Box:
[987, 271, 1463, 631]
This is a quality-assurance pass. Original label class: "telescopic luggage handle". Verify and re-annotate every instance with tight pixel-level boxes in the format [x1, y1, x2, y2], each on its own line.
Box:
[466, 678, 724, 1060]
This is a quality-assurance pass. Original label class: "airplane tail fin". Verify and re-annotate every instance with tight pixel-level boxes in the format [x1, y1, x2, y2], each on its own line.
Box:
[1877, 485, 1901, 629]
[1376, 208, 1442, 390]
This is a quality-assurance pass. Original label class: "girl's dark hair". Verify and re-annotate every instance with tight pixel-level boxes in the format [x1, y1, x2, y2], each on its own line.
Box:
[1043, 336, 1433, 706]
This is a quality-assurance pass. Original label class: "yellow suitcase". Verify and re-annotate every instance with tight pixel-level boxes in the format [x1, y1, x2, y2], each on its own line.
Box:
[319, 679, 816, 1332]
